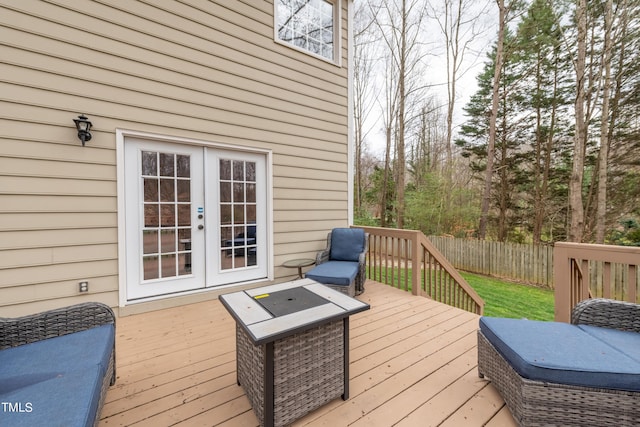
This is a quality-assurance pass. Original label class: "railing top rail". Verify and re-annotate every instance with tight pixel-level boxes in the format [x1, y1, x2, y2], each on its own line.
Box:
[555, 242, 640, 264]
[417, 233, 485, 308]
[353, 225, 420, 240]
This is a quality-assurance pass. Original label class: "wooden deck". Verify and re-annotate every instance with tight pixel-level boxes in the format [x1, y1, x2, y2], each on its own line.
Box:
[99, 281, 516, 427]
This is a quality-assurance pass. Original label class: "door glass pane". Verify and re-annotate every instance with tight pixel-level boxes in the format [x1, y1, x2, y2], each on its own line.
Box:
[160, 153, 174, 176]
[178, 229, 192, 275]
[144, 178, 158, 202]
[143, 230, 158, 255]
[176, 155, 190, 177]
[177, 180, 190, 202]
[220, 159, 231, 180]
[143, 256, 159, 280]
[233, 161, 244, 181]
[246, 162, 256, 181]
[246, 183, 256, 202]
[142, 151, 157, 175]
[220, 182, 231, 203]
[161, 254, 177, 277]
[142, 151, 192, 281]
[220, 205, 232, 225]
[160, 179, 175, 202]
[161, 230, 176, 253]
[219, 159, 258, 271]
[246, 205, 256, 223]
[160, 204, 175, 227]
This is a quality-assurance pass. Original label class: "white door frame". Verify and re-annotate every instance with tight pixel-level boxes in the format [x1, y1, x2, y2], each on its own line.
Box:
[116, 129, 274, 306]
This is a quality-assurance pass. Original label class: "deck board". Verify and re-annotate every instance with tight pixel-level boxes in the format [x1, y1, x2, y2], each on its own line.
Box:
[99, 281, 515, 426]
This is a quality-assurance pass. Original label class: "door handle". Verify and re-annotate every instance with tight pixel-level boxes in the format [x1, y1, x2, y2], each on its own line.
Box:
[198, 224, 204, 230]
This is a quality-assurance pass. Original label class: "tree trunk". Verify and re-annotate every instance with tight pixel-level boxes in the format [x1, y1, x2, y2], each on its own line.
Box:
[568, 0, 587, 242]
[478, 0, 505, 239]
[595, 0, 613, 243]
[380, 125, 392, 227]
[395, 0, 407, 229]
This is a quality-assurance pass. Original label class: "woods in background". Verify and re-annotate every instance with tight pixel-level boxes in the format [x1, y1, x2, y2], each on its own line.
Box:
[354, 0, 640, 245]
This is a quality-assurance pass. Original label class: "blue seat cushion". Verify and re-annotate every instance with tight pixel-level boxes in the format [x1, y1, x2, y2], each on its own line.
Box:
[479, 317, 640, 392]
[306, 261, 359, 287]
[330, 228, 365, 262]
[0, 324, 115, 426]
[578, 324, 640, 363]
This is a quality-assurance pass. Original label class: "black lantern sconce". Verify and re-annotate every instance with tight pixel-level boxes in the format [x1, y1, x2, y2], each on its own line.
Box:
[73, 114, 92, 146]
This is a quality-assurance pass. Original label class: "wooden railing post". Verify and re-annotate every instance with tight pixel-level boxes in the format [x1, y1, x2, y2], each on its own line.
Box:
[411, 232, 420, 296]
[554, 243, 572, 322]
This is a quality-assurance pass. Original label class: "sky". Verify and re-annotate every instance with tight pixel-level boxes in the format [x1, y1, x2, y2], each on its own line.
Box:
[361, 0, 498, 157]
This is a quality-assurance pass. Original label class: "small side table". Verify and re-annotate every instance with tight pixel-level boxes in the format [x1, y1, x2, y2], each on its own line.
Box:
[282, 258, 315, 279]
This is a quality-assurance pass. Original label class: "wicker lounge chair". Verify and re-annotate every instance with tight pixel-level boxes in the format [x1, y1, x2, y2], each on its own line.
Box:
[0, 302, 116, 426]
[305, 228, 368, 297]
[478, 298, 640, 426]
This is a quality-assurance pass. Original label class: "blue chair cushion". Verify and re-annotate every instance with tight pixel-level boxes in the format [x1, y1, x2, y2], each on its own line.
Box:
[329, 228, 365, 262]
[306, 261, 359, 287]
[479, 317, 640, 392]
[0, 324, 115, 426]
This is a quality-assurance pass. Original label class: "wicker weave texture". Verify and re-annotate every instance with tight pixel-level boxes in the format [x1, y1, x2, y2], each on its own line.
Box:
[0, 302, 116, 426]
[0, 302, 116, 349]
[324, 282, 356, 297]
[571, 298, 640, 332]
[478, 330, 640, 426]
[237, 320, 345, 427]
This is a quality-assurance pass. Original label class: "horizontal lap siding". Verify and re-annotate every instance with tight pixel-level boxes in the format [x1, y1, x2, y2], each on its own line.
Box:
[0, 0, 350, 316]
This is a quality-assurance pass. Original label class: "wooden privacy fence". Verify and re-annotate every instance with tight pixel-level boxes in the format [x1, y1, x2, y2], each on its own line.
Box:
[428, 236, 554, 287]
[353, 226, 484, 315]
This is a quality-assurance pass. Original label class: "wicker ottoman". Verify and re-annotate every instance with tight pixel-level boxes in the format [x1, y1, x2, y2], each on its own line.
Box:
[220, 279, 370, 427]
[477, 306, 640, 427]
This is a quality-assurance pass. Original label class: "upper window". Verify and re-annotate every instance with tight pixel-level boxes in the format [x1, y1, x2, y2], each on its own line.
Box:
[276, 0, 338, 62]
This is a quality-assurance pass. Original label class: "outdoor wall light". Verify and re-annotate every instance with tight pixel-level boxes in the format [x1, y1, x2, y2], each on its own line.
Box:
[73, 114, 92, 146]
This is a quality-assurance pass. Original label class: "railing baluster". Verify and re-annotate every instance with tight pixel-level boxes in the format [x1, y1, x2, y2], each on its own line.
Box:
[629, 265, 637, 303]
[353, 226, 484, 315]
[603, 262, 611, 299]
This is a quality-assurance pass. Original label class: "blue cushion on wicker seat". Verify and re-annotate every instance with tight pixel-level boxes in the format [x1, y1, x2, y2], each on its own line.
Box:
[0, 324, 115, 426]
[330, 228, 365, 262]
[479, 317, 640, 392]
[305, 261, 359, 287]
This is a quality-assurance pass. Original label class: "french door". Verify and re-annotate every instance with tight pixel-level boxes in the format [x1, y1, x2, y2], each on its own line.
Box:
[124, 138, 267, 301]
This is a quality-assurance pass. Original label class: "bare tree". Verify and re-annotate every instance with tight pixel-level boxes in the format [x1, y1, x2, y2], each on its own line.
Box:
[595, 0, 614, 243]
[379, 52, 399, 227]
[354, 3, 379, 216]
[371, 0, 428, 229]
[428, 0, 491, 175]
[568, 0, 587, 242]
[478, 0, 508, 239]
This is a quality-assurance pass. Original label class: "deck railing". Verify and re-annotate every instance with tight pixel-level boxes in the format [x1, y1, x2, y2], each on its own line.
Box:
[554, 242, 640, 322]
[354, 226, 484, 315]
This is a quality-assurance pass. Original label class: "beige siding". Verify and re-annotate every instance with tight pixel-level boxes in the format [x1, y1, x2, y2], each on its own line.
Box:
[0, 0, 351, 315]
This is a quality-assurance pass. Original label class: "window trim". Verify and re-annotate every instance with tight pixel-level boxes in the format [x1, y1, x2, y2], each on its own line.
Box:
[274, 0, 342, 66]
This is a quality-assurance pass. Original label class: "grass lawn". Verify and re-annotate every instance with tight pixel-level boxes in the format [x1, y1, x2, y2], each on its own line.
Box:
[368, 267, 555, 320]
[460, 271, 555, 321]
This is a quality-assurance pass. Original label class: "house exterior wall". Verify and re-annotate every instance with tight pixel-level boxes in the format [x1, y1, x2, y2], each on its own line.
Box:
[0, 0, 352, 316]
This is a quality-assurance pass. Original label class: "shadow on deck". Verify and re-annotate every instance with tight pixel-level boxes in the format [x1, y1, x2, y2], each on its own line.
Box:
[99, 280, 515, 427]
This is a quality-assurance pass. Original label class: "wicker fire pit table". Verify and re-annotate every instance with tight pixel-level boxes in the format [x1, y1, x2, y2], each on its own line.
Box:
[219, 278, 370, 427]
